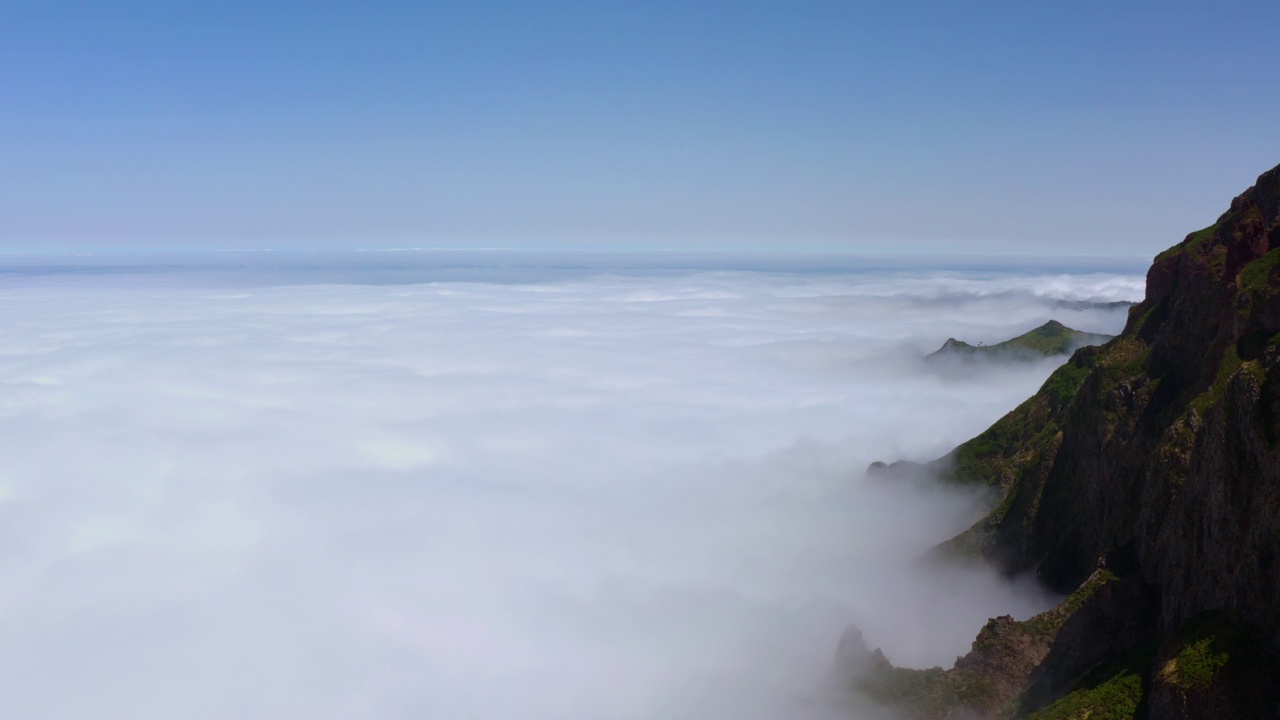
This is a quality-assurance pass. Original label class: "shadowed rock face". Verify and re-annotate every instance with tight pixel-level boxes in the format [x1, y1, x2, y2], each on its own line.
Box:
[845, 163, 1280, 719]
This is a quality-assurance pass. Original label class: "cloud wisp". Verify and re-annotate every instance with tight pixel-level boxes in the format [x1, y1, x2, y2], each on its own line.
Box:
[0, 264, 1143, 719]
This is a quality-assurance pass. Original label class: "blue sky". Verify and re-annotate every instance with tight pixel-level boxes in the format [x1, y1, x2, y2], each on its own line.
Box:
[2, 1, 1278, 257]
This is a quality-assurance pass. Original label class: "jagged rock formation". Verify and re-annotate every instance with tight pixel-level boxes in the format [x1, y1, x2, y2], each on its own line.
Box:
[846, 163, 1280, 719]
[926, 321, 1113, 363]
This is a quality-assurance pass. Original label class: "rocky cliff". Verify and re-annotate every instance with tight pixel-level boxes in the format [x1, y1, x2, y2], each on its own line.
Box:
[846, 164, 1280, 719]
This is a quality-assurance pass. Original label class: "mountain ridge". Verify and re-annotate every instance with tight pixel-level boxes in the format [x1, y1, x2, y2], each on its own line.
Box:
[843, 162, 1280, 719]
[926, 320, 1113, 362]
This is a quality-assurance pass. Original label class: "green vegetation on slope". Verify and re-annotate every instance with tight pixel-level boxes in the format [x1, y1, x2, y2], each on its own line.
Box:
[1238, 246, 1280, 294]
[927, 320, 1113, 362]
[1155, 222, 1221, 263]
[943, 347, 1099, 488]
[1024, 656, 1147, 720]
[1159, 613, 1272, 691]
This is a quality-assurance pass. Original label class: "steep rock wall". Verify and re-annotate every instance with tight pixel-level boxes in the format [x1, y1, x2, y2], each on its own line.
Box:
[849, 163, 1280, 719]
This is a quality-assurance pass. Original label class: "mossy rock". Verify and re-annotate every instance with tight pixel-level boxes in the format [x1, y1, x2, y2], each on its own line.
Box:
[1159, 613, 1276, 691]
[1023, 658, 1146, 720]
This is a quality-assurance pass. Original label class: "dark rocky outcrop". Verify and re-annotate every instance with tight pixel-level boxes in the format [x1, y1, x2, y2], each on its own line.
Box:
[844, 163, 1280, 719]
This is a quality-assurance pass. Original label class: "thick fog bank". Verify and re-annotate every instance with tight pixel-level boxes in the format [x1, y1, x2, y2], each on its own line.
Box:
[0, 266, 1142, 719]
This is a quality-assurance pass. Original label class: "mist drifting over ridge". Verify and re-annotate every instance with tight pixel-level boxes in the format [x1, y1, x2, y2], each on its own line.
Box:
[0, 255, 1144, 719]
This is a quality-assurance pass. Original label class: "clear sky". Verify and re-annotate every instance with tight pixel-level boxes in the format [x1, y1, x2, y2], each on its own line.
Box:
[3, 1, 1278, 257]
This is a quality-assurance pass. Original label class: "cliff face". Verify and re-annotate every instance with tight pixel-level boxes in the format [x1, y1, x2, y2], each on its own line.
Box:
[850, 164, 1280, 719]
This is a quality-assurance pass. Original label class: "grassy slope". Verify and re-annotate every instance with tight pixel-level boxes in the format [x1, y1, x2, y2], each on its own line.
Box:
[928, 321, 1113, 361]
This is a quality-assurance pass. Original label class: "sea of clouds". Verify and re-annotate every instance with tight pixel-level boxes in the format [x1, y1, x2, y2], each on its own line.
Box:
[0, 255, 1145, 719]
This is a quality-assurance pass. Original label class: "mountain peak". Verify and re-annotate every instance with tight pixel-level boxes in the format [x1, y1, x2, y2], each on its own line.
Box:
[926, 320, 1111, 362]
[851, 162, 1280, 719]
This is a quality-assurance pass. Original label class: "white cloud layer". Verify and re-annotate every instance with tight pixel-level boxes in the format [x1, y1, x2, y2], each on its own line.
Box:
[0, 263, 1144, 719]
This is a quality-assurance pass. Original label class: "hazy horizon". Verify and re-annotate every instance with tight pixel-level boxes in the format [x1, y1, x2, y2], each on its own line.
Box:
[0, 247, 1153, 277]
